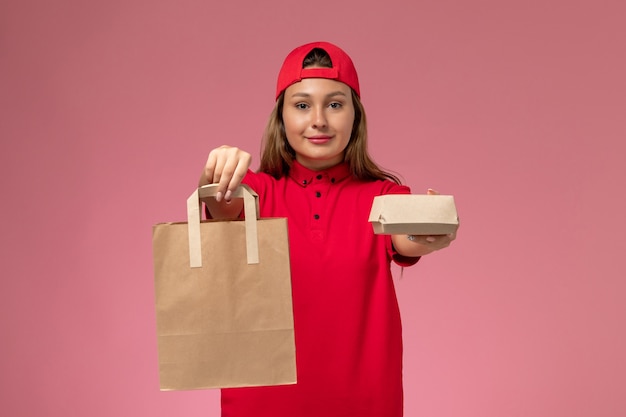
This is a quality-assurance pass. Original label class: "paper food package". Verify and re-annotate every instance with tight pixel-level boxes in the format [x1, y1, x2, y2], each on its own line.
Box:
[368, 194, 459, 235]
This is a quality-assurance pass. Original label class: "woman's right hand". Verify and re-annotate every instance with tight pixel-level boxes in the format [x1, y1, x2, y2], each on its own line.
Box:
[201, 145, 252, 202]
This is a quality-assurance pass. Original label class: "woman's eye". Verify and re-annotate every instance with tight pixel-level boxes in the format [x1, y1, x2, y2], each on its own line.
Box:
[295, 103, 309, 109]
[329, 102, 342, 109]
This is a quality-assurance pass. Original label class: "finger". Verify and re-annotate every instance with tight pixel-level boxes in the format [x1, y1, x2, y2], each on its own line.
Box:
[420, 234, 452, 250]
[216, 149, 245, 197]
[214, 162, 230, 200]
[223, 152, 252, 200]
[409, 235, 439, 246]
[204, 151, 219, 184]
[427, 188, 440, 195]
[225, 158, 251, 200]
[216, 158, 236, 201]
[205, 149, 231, 201]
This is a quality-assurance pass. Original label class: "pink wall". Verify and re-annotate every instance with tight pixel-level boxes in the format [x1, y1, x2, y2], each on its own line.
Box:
[1, 0, 625, 416]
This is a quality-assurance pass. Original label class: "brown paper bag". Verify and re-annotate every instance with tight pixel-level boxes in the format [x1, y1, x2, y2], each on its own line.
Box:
[152, 184, 296, 390]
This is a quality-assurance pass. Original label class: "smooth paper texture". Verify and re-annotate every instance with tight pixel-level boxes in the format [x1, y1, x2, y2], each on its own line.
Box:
[369, 194, 459, 235]
[188, 184, 260, 266]
[152, 186, 296, 390]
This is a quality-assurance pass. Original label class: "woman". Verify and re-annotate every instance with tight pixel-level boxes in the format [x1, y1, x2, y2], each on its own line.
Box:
[200, 41, 455, 417]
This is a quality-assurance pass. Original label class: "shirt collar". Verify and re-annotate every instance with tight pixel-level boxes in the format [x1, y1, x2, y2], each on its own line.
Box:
[289, 160, 351, 187]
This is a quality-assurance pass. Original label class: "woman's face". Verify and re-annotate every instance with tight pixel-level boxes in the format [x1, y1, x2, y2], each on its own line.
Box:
[282, 77, 355, 171]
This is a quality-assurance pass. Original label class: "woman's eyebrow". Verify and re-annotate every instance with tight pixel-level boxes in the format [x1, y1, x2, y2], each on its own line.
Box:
[326, 91, 348, 98]
[289, 91, 348, 98]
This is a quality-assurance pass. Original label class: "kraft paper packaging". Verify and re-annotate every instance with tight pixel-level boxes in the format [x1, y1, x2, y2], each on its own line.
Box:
[152, 184, 296, 390]
[369, 194, 459, 235]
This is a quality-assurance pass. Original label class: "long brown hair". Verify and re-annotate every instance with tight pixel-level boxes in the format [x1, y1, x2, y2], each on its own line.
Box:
[258, 48, 401, 185]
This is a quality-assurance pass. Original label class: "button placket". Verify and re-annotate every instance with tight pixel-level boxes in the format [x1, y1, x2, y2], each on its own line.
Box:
[311, 173, 328, 231]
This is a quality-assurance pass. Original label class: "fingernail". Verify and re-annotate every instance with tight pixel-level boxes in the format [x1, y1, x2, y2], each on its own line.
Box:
[224, 190, 232, 201]
[216, 191, 223, 202]
[426, 236, 436, 243]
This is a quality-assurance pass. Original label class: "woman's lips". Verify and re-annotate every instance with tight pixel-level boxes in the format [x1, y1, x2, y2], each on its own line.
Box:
[307, 135, 332, 144]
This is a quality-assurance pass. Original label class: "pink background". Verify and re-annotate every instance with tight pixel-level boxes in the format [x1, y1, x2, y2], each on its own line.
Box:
[1, 0, 625, 416]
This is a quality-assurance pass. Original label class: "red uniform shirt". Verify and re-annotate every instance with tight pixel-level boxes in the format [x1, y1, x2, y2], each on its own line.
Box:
[221, 161, 419, 417]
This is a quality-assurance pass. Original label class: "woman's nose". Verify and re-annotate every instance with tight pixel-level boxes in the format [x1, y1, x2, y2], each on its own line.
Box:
[311, 107, 327, 129]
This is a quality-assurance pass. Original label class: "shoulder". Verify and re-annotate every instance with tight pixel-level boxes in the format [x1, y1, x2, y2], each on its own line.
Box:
[348, 177, 412, 196]
[241, 170, 283, 195]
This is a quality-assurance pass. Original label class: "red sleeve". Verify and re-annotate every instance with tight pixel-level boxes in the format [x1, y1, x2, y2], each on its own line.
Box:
[380, 181, 421, 267]
[388, 236, 421, 267]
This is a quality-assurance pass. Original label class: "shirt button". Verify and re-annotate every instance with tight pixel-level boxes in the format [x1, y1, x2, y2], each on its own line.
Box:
[330, 178, 336, 183]
[302, 180, 307, 185]
[316, 174, 322, 180]
[315, 191, 321, 198]
[314, 214, 320, 220]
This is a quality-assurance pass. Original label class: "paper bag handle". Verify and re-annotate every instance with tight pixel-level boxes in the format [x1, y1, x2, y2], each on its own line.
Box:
[187, 184, 260, 267]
